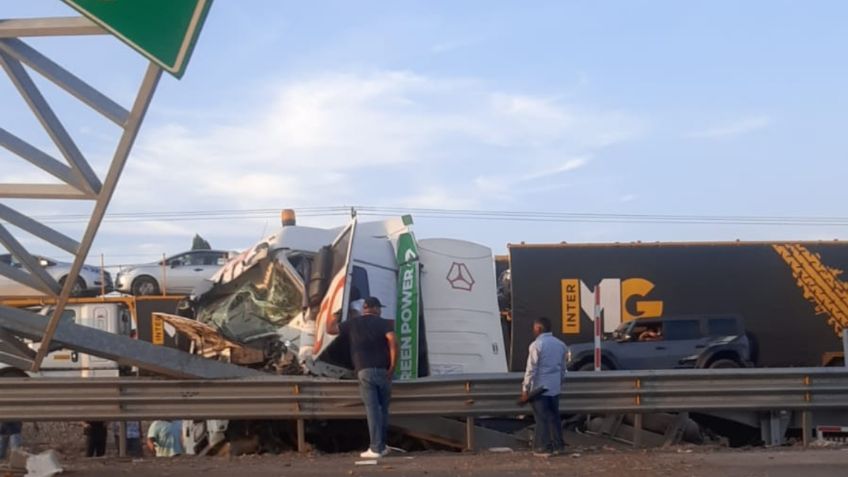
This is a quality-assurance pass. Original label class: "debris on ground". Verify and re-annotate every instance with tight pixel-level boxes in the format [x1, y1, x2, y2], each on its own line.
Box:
[25, 450, 63, 477]
[1, 449, 64, 477]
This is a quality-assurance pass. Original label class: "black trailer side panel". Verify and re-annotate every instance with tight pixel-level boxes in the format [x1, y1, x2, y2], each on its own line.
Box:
[508, 242, 848, 371]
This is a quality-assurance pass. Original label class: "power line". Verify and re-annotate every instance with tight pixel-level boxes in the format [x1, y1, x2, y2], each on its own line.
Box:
[6, 206, 848, 227]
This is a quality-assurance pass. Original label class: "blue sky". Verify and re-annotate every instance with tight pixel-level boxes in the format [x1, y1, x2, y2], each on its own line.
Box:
[2, 1, 847, 267]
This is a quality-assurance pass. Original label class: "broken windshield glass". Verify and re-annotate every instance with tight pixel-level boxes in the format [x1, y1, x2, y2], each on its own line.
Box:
[195, 252, 304, 344]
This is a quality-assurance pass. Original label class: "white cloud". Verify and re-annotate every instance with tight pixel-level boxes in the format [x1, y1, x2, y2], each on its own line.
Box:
[472, 157, 590, 198]
[522, 158, 589, 181]
[118, 71, 643, 211]
[687, 115, 772, 139]
[61, 69, 646, 258]
[397, 186, 480, 210]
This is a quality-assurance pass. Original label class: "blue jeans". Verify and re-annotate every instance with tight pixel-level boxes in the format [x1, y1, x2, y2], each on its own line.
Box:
[531, 395, 564, 452]
[358, 368, 391, 452]
[0, 433, 22, 460]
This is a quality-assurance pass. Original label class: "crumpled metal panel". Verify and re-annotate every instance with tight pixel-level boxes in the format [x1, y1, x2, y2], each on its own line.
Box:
[195, 256, 303, 345]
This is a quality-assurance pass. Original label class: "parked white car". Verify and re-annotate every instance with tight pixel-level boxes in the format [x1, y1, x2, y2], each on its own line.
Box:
[115, 250, 232, 296]
[0, 253, 111, 298]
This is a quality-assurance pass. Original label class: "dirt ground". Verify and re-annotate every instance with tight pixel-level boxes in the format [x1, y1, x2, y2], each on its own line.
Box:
[23, 447, 848, 477]
[9, 423, 848, 476]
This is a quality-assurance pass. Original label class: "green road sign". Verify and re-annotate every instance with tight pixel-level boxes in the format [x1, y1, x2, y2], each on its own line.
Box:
[62, 0, 213, 78]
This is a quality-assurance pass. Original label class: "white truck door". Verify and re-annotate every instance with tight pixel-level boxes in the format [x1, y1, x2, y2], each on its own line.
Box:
[39, 309, 79, 372]
[418, 238, 508, 375]
[79, 305, 120, 377]
[309, 220, 356, 361]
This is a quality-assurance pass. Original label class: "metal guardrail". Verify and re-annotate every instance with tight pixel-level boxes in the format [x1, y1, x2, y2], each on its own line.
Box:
[1, 368, 847, 421]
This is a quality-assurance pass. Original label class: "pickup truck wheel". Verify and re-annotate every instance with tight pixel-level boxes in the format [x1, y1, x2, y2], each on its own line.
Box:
[132, 276, 160, 296]
[578, 361, 610, 371]
[708, 359, 740, 369]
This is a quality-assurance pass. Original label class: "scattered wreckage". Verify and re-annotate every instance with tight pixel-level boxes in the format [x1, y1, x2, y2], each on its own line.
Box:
[151, 213, 509, 453]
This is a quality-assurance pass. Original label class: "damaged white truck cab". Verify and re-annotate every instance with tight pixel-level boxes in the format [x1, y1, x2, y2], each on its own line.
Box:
[168, 214, 507, 454]
[170, 214, 507, 379]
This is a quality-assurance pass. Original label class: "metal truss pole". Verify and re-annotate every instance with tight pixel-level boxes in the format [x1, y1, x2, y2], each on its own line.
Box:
[0, 16, 163, 371]
[31, 63, 163, 370]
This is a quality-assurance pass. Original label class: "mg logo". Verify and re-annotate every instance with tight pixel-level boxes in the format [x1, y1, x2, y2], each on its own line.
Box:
[446, 262, 475, 291]
[560, 277, 664, 334]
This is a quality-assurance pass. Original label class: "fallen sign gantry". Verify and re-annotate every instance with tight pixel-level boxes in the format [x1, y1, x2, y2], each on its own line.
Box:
[1, 367, 846, 448]
[0, 305, 259, 378]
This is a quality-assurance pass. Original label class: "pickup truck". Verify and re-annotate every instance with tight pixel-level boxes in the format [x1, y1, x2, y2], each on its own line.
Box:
[567, 315, 753, 371]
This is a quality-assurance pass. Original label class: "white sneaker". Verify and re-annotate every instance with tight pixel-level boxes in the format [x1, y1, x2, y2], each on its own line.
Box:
[360, 449, 382, 459]
[380, 448, 390, 457]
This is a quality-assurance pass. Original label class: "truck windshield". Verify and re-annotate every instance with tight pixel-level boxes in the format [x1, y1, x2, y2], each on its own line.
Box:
[195, 252, 304, 343]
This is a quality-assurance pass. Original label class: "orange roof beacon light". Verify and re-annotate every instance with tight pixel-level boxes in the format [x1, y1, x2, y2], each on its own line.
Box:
[281, 209, 297, 227]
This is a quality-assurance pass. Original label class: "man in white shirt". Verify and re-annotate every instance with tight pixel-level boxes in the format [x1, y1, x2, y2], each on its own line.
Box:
[521, 317, 568, 456]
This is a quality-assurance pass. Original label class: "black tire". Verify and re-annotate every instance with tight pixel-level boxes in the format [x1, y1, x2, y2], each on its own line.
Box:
[0, 368, 28, 378]
[578, 361, 611, 371]
[131, 276, 160, 296]
[708, 358, 740, 369]
[59, 275, 86, 297]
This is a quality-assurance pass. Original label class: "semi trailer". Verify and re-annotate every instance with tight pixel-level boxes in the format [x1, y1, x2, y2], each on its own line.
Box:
[505, 241, 848, 371]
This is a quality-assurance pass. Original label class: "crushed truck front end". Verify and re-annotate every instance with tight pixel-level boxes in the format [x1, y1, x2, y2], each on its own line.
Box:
[177, 213, 507, 379]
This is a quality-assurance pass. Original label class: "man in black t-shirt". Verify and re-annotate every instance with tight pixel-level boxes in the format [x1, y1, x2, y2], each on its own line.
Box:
[326, 296, 398, 458]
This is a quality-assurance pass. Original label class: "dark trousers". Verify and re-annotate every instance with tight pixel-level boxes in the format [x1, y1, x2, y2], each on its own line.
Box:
[531, 395, 564, 452]
[113, 436, 143, 457]
[358, 368, 392, 452]
[85, 422, 107, 457]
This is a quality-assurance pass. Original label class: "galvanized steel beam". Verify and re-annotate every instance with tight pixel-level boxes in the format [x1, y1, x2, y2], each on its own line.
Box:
[0, 184, 93, 200]
[0, 262, 52, 296]
[0, 225, 60, 295]
[0, 368, 846, 421]
[0, 39, 129, 126]
[0, 17, 105, 38]
[0, 204, 79, 255]
[0, 327, 35, 360]
[0, 305, 262, 379]
[0, 50, 101, 196]
[31, 62, 163, 371]
[0, 128, 82, 190]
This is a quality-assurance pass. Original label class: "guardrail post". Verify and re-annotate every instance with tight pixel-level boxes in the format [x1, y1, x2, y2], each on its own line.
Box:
[465, 417, 476, 452]
[297, 419, 306, 453]
[294, 384, 307, 453]
[802, 374, 813, 447]
[802, 411, 813, 447]
[632, 413, 643, 448]
[118, 421, 127, 457]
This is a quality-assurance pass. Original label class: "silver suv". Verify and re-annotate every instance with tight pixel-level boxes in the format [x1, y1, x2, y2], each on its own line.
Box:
[115, 250, 232, 296]
[0, 254, 111, 297]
